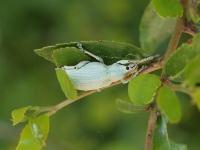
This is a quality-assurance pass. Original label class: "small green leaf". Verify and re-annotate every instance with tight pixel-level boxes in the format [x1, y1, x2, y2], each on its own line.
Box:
[170, 141, 187, 150]
[35, 41, 144, 66]
[128, 74, 161, 105]
[16, 114, 50, 150]
[12, 106, 31, 126]
[153, 116, 187, 150]
[34, 43, 72, 63]
[30, 114, 50, 143]
[191, 88, 200, 110]
[52, 47, 90, 67]
[116, 99, 145, 113]
[56, 68, 78, 99]
[157, 85, 181, 123]
[16, 124, 41, 150]
[140, 3, 176, 55]
[188, 0, 200, 23]
[153, 116, 170, 150]
[164, 33, 200, 78]
[152, 0, 183, 17]
[183, 55, 200, 86]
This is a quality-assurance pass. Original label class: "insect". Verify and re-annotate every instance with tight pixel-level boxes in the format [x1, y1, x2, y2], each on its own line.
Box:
[61, 43, 158, 91]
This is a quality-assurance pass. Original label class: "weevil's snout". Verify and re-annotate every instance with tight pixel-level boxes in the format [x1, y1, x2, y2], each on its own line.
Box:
[125, 63, 137, 71]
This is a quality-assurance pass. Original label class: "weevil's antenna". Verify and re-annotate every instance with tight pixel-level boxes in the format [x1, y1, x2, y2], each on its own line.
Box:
[127, 55, 160, 66]
[137, 55, 160, 65]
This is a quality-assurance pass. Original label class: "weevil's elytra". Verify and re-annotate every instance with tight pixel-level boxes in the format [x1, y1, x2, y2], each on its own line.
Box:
[64, 62, 110, 91]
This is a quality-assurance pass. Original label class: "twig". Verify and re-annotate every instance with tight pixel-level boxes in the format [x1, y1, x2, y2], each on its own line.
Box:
[144, 109, 158, 150]
[163, 18, 184, 61]
[47, 61, 162, 116]
[144, 1, 190, 149]
[183, 25, 196, 36]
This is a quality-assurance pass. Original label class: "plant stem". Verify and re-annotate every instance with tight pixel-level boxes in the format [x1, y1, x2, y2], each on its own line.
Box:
[144, 109, 158, 150]
[47, 61, 162, 116]
[163, 0, 190, 62]
[163, 18, 184, 61]
[48, 90, 95, 116]
[145, 18, 184, 149]
[145, 1, 190, 149]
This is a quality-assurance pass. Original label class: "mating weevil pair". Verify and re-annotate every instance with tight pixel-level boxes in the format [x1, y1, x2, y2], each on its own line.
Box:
[61, 43, 159, 91]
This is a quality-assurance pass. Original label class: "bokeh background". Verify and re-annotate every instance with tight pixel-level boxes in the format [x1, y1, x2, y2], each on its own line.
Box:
[0, 0, 200, 150]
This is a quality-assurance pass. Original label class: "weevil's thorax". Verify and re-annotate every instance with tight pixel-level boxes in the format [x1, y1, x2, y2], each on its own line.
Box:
[108, 60, 137, 82]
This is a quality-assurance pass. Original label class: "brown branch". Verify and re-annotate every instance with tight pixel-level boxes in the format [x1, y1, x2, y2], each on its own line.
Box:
[144, 109, 158, 150]
[163, 18, 184, 61]
[163, 0, 190, 62]
[145, 1, 190, 149]
[47, 61, 162, 116]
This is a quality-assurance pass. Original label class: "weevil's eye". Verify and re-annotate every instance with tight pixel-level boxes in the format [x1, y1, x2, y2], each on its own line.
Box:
[126, 66, 129, 70]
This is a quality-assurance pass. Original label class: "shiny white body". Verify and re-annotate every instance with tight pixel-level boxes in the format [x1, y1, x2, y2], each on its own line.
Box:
[63, 61, 136, 91]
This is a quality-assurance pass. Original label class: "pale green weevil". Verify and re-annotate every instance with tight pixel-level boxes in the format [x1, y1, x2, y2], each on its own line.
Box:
[62, 43, 158, 91]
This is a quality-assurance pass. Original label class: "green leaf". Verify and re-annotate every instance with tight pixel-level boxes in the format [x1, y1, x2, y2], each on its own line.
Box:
[52, 47, 90, 67]
[156, 85, 181, 123]
[170, 141, 187, 150]
[30, 114, 50, 143]
[140, 3, 176, 55]
[183, 55, 200, 86]
[34, 43, 73, 63]
[152, 0, 183, 17]
[153, 116, 187, 150]
[188, 0, 200, 23]
[55, 68, 77, 99]
[12, 106, 31, 126]
[153, 116, 170, 150]
[128, 74, 161, 105]
[164, 33, 200, 78]
[191, 88, 200, 110]
[35, 41, 144, 66]
[16, 124, 41, 150]
[16, 114, 50, 150]
[116, 99, 146, 113]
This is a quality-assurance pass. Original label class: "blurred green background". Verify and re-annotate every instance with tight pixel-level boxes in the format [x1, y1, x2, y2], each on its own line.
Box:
[0, 0, 200, 149]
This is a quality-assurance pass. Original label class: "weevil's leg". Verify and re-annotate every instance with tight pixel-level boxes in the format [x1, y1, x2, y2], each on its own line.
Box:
[96, 88, 102, 92]
[133, 65, 147, 77]
[63, 61, 90, 70]
[121, 65, 147, 83]
[63, 66, 77, 70]
[77, 43, 104, 63]
[137, 55, 160, 65]
[134, 65, 147, 76]
[116, 60, 132, 65]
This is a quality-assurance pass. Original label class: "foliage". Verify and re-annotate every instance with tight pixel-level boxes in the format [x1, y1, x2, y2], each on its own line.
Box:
[34, 41, 144, 66]
[55, 68, 77, 99]
[16, 114, 49, 150]
[156, 85, 181, 123]
[140, 3, 176, 55]
[128, 74, 161, 105]
[153, 116, 187, 150]
[5, 0, 200, 150]
[152, 0, 183, 17]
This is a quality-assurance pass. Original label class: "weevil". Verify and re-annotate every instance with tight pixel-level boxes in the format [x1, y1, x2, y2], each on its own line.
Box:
[61, 43, 159, 91]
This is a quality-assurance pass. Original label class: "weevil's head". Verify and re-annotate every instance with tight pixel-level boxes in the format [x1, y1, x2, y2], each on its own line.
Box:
[116, 60, 138, 73]
[108, 60, 138, 82]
